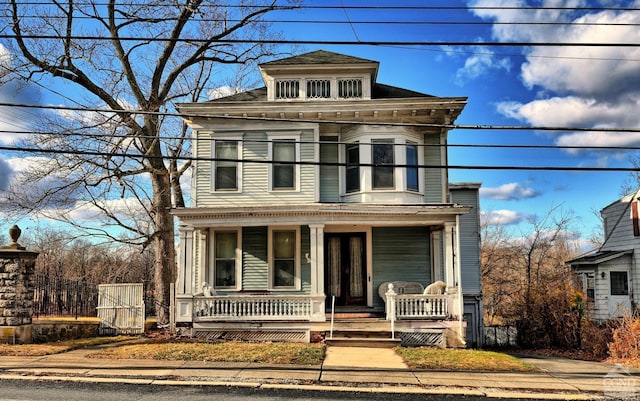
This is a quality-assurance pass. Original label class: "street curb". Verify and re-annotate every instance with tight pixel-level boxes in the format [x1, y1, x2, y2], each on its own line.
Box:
[0, 373, 602, 400]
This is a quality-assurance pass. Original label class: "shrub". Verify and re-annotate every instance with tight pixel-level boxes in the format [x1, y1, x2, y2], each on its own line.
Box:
[609, 315, 640, 367]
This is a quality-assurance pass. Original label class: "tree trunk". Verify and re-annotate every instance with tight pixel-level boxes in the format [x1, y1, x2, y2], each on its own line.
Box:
[150, 169, 176, 325]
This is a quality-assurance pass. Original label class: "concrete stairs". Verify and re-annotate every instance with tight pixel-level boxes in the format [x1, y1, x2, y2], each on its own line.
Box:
[322, 315, 402, 348]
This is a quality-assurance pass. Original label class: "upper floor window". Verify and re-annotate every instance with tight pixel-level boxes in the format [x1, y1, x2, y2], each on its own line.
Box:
[372, 139, 394, 189]
[346, 142, 360, 193]
[406, 142, 419, 192]
[271, 139, 297, 190]
[275, 80, 300, 99]
[213, 140, 240, 191]
[338, 79, 363, 99]
[307, 79, 331, 98]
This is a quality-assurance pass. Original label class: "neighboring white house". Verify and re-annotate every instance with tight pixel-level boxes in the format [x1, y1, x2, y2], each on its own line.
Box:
[568, 192, 639, 321]
[172, 50, 483, 347]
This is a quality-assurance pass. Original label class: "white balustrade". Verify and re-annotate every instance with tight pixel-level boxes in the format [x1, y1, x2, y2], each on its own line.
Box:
[386, 292, 448, 320]
[193, 295, 322, 321]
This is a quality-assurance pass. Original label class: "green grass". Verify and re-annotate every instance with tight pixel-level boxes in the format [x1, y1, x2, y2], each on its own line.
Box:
[396, 347, 537, 372]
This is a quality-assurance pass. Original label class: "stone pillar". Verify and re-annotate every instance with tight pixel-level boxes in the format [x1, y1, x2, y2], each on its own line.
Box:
[0, 225, 39, 344]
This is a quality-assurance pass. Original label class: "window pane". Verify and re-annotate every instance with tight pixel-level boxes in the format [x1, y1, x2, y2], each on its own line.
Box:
[215, 260, 236, 287]
[273, 141, 295, 189]
[215, 232, 236, 288]
[373, 140, 394, 189]
[274, 260, 295, 287]
[406, 143, 419, 192]
[611, 271, 629, 295]
[307, 79, 331, 98]
[274, 231, 295, 258]
[346, 143, 360, 193]
[215, 141, 238, 190]
[276, 80, 299, 99]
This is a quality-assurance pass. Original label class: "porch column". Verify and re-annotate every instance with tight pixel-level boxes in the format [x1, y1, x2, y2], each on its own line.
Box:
[309, 224, 325, 295]
[443, 222, 456, 289]
[176, 225, 194, 295]
[308, 224, 326, 322]
[196, 228, 208, 293]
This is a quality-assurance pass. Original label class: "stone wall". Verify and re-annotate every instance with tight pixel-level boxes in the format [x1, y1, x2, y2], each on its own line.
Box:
[0, 255, 36, 327]
[32, 320, 100, 343]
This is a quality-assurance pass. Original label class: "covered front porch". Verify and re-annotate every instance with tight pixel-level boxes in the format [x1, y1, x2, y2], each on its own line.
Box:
[172, 204, 469, 345]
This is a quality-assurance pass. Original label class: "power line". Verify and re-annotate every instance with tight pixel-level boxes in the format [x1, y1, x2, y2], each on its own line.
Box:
[3, 101, 640, 134]
[0, 143, 638, 172]
[1, 34, 639, 47]
[3, 129, 640, 152]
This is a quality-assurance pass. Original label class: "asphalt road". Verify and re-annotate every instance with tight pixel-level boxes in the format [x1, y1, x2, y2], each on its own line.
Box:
[0, 379, 566, 401]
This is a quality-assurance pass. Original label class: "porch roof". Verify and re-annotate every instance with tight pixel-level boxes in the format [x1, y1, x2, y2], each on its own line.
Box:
[172, 203, 471, 227]
[567, 249, 633, 266]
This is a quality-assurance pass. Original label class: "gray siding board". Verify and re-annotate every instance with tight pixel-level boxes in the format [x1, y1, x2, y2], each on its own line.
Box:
[451, 188, 482, 294]
[242, 226, 268, 290]
[320, 138, 339, 202]
[372, 227, 431, 309]
[424, 135, 443, 203]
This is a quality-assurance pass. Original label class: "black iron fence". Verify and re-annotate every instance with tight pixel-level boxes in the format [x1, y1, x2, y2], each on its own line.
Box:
[33, 274, 160, 319]
[33, 273, 98, 318]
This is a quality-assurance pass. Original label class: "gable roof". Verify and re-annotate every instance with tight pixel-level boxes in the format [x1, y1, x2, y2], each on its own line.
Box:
[260, 50, 378, 66]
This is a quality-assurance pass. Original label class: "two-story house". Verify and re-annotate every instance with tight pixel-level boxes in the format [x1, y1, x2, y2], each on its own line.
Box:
[172, 50, 482, 347]
[568, 191, 639, 321]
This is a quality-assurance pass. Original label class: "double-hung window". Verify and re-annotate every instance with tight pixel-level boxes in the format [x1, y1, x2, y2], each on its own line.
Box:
[213, 140, 240, 191]
[270, 228, 299, 289]
[406, 142, 419, 192]
[345, 142, 360, 193]
[270, 137, 298, 191]
[212, 231, 239, 289]
[372, 139, 395, 189]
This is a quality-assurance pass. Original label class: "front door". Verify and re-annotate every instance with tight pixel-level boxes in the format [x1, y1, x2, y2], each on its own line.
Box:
[325, 233, 366, 306]
[609, 270, 631, 318]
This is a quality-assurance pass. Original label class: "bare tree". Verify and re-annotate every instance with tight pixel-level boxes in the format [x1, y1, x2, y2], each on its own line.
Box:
[481, 206, 583, 347]
[0, 0, 299, 324]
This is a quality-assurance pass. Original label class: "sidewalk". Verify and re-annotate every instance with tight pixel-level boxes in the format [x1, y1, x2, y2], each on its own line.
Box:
[1, 344, 638, 400]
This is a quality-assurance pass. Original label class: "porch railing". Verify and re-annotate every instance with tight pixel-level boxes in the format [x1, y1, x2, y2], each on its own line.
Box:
[193, 295, 323, 321]
[386, 287, 448, 320]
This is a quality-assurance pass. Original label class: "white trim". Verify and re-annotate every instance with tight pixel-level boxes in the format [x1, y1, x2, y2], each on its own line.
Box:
[267, 132, 301, 192]
[268, 226, 302, 291]
[208, 229, 242, 291]
[210, 134, 243, 194]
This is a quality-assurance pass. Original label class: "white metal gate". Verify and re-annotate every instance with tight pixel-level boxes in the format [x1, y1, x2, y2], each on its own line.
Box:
[97, 283, 145, 335]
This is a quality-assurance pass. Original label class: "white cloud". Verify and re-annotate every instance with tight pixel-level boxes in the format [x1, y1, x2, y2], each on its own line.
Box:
[470, 1, 640, 154]
[480, 182, 539, 200]
[455, 46, 511, 84]
[481, 209, 530, 226]
[208, 86, 240, 100]
[66, 198, 149, 222]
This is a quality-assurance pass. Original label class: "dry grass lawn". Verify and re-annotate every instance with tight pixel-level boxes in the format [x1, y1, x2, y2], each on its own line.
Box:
[87, 341, 325, 366]
[0, 337, 132, 357]
[396, 347, 536, 371]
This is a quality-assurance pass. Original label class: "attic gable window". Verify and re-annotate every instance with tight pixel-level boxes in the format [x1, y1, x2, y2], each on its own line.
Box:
[307, 79, 331, 98]
[275, 80, 300, 99]
[338, 79, 363, 99]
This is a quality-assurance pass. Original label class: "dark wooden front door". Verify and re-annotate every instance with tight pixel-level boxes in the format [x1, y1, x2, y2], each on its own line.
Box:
[325, 233, 366, 306]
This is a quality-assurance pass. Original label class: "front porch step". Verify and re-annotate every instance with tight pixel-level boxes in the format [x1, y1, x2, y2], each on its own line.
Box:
[325, 337, 402, 348]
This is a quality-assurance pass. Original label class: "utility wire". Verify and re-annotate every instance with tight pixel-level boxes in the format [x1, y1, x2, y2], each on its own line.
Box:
[0, 143, 638, 172]
[4, 129, 640, 152]
[3, 101, 640, 134]
[1, 34, 639, 47]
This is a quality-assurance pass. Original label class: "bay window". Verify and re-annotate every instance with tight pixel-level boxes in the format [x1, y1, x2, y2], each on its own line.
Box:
[406, 142, 419, 192]
[372, 139, 394, 189]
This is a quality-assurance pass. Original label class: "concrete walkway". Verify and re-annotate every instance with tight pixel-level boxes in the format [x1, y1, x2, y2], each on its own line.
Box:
[1, 344, 640, 400]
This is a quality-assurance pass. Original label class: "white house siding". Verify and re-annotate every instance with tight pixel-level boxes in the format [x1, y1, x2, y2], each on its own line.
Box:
[596, 256, 633, 320]
[424, 134, 445, 204]
[600, 196, 640, 317]
[371, 226, 431, 309]
[194, 129, 317, 207]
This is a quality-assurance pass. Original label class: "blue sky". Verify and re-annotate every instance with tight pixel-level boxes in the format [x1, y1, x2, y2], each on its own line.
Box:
[1, 1, 640, 249]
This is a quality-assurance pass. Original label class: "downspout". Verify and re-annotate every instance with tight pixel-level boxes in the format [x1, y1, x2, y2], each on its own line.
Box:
[456, 215, 466, 346]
